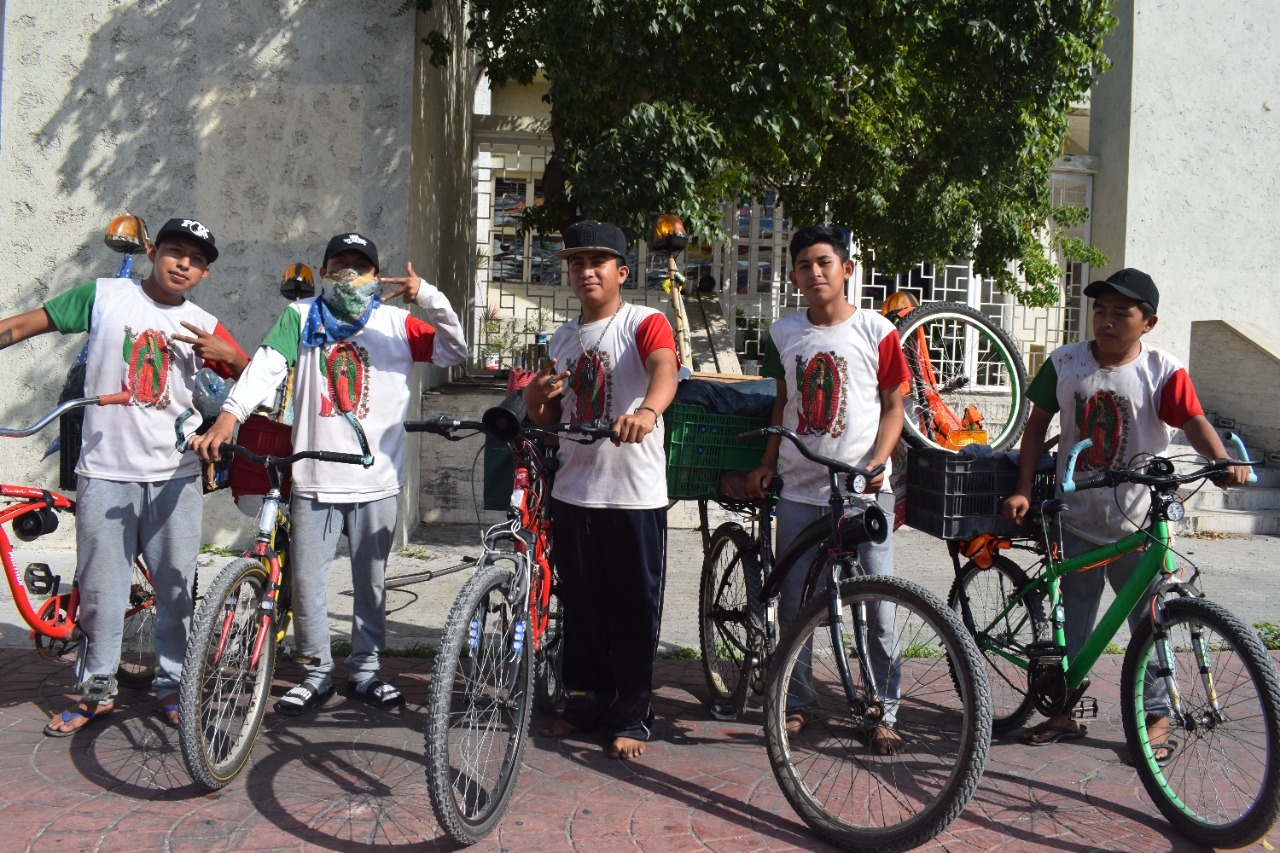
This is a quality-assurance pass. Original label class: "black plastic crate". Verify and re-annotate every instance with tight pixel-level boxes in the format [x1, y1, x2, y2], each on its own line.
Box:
[905, 447, 1054, 539]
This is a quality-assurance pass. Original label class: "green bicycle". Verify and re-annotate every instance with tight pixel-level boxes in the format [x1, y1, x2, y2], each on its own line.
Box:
[949, 434, 1280, 848]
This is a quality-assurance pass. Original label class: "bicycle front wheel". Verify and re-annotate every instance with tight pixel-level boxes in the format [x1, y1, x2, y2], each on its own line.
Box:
[1121, 596, 1280, 848]
[947, 554, 1044, 732]
[116, 559, 158, 689]
[698, 522, 764, 718]
[178, 557, 278, 791]
[896, 302, 1029, 451]
[764, 575, 991, 853]
[425, 565, 533, 845]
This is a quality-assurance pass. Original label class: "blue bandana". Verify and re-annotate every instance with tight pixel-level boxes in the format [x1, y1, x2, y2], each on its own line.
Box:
[301, 293, 381, 346]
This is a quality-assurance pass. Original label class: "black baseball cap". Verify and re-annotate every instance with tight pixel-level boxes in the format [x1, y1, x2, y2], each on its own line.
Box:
[322, 232, 379, 273]
[154, 218, 219, 263]
[555, 220, 628, 260]
[1084, 268, 1159, 311]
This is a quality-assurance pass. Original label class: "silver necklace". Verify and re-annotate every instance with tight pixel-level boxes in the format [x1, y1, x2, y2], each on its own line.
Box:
[576, 299, 625, 386]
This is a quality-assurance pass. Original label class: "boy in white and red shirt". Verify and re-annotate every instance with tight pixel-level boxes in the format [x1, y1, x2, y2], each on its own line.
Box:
[748, 224, 910, 755]
[522, 219, 678, 760]
[1004, 268, 1249, 753]
[0, 218, 248, 735]
[192, 232, 467, 716]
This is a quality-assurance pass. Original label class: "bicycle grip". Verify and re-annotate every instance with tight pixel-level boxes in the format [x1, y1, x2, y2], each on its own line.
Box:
[95, 391, 132, 407]
[1062, 437, 1093, 495]
[1227, 433, 1259, 484]
[315, 451, 370, 466]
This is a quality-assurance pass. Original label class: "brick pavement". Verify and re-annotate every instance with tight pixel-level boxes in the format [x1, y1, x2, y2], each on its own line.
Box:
[2, 647, 1275, 852]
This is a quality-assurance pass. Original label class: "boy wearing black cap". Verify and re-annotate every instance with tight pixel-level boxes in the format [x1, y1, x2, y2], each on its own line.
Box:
[191, 232, 467, 715]
[1004, 267, 1249, 752]
[0, 217, 249, 735]
[521, 219, 679, 759]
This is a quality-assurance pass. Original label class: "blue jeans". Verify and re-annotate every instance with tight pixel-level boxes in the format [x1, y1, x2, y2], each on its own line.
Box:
[776, 493, 898, 725]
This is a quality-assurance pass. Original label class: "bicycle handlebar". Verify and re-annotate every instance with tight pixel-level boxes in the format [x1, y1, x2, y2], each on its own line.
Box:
[406, 404, 617, 444]
[174, 409, 374, 469]
[739, 425, 885, 484]
[0, 391, 132, 439]
[1062, 433, 1258, 495]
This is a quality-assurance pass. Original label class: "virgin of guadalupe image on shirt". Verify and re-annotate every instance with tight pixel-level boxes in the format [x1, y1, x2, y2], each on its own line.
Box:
[319, 340, 371, 419]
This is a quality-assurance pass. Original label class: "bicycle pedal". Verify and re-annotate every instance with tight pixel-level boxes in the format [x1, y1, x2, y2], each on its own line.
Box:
[709, 700, 742, 721]
[1072, 697, 1098, 719]
[23, 563, 60, 597]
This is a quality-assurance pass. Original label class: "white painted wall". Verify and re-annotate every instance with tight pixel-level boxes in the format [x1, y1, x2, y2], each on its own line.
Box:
[0, 0, 415, 545]
[1090, 0, 1280, 363]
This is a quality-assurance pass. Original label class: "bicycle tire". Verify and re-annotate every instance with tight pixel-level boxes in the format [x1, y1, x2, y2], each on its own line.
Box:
[895, 301, 1029, 452]
[534, 589, 564, 714]
[947, 554, 1044, 732]
[763, 575, 991, 853]
[698, 522, 765, 718]
[116, 560, 158, 689]
[1121, 596, 1280, 848]
[425, 564, 533, 844]
[178, 557, 277, 791]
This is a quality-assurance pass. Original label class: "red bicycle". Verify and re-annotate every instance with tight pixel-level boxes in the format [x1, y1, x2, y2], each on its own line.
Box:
[0, 391, 158, 687]
[407, 397, 614, 844]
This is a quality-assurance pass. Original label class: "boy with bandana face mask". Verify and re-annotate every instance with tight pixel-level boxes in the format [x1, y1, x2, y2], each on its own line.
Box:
[192, 232, 468, 715]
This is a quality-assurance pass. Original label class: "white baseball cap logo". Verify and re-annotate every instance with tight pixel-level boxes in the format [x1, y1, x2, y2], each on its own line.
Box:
[181, 220, 211, 239]
[343, 234, 369, 246]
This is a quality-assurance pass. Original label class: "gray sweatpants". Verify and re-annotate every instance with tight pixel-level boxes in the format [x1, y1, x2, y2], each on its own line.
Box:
[74, 475, 203, 697]
[288, 495, 398, 687]
[777, 493, 899, 725]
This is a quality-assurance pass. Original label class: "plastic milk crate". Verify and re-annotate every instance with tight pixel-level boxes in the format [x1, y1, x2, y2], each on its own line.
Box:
[664, 404, 768, 500]
[905, 446, 1055, 540]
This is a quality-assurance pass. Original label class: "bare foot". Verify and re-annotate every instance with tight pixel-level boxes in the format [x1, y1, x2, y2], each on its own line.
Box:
[539, 717, 580, 738]
[868, 724, 906, 756]
[608, 736, 646, 759]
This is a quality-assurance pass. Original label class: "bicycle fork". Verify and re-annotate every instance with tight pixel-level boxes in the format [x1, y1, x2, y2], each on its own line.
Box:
[825, 562, 886, 723]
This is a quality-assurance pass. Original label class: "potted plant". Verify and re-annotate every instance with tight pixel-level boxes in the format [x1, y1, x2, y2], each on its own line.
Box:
[480, 305, 519, 370]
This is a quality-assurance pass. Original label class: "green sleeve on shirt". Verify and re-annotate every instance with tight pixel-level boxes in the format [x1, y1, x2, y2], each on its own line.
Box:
[260, 308, 302, 367]
[761, 334, 783, 379]
[1026, 359, 1060, 413]
[42, 281, 97, 334]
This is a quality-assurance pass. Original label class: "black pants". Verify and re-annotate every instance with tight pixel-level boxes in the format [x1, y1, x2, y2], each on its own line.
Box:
[552, 499, 667, 741]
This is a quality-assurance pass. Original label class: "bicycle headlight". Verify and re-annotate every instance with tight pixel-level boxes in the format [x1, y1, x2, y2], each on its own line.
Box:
[834, 501, 889, 552]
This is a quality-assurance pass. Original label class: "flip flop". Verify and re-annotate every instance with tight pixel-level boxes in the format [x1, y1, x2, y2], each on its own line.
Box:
[868, 724, 907, 756]
[1020, 722, 1087, 746]
[157, 696, 180, 728]
[1151, 738, 1180, 765]
[43, 702, 114, 738]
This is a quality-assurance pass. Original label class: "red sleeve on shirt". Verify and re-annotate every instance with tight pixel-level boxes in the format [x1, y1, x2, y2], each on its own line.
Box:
[636, 313, 678, 364]
[877, 330, 911, 391]
[407, 315, 438, 362]
[202, 323, 250, 379]
[1158, 368, 1205, 428]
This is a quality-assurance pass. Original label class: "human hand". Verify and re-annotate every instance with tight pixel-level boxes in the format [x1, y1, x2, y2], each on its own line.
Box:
[522, 358, 569, 409]
[745, 464, 777, 499]
[379, 261, 423, 304]
[172, 322, 238, 365]
[1002, 493, 1031, 524]
[1211, 462, 1252, 489]
[611, 408, 657, 445]
[187, 413, 238, 464]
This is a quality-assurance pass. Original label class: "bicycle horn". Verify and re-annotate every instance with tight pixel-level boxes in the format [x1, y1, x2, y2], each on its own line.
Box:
[104, 215, 149, 254]
[482, 391, 529, 442]
[833, 500, 889, 553]
[280, 262, 315, 300]
[15, 492, 60, 542]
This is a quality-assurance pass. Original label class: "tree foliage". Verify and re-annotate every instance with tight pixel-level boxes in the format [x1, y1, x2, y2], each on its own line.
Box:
[399, 0, 1114, 304]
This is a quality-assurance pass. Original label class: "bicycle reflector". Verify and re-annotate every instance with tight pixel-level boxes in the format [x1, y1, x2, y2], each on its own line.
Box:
[833, 501, 889, 553]
[281, 262, 315, 300]
[104, 215, 149, 254]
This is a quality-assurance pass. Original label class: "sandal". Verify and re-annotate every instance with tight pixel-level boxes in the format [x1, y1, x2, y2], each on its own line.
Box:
[1020, 721, 1087, 746]
[157, 695, 180, 728]
[784, 711, 812, 737]
[274, 681, 335, 717]
[44, 700, 115, 738]
[347, 678, 404, 710]
[867, 724, 907, 756]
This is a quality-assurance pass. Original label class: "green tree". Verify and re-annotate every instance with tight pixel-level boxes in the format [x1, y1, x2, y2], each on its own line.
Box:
[401, 0, 1114, 305]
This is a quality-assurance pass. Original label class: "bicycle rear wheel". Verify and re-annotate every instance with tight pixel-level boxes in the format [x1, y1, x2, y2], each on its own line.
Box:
[1121, 596, 1280, 848]
[698, 522, 764, 719]
[947, 554, 1044, 732]
[425, 564, 533, 845]
[178, 557, 277, 791]
[534, 588, 564, 713]
[764, 575, 991, 853]
[896, 302, 1029, 451]
[116, 559, 158, 689]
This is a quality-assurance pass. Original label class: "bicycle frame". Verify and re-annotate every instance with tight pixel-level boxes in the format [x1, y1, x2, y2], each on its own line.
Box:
[0, 486, 80, 640]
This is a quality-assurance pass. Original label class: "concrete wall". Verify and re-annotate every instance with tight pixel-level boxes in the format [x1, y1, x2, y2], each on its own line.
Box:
[1189, 319, 1280, 455]
[1089, 0, 1280, 362]
[0, 0, 415, 545]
